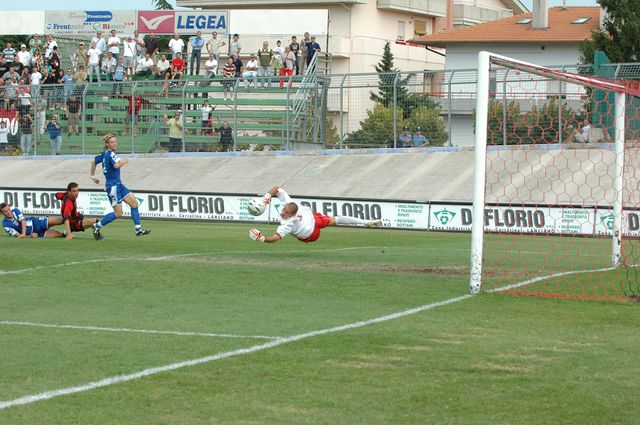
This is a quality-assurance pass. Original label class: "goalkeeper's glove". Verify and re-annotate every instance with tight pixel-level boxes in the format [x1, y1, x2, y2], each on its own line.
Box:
[249, 228, 265, 242]
[262, 193, 272, 205]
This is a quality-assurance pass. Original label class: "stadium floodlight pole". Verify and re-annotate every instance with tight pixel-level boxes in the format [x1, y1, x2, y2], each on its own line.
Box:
[181, 80, 188, 153]
[469, 51, 491, 295]
[611, 91, 626, 267]
[393, 72, 399, 148]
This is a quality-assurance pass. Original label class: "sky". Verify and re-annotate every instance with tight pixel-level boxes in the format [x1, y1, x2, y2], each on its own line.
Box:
[0, 0, 598, 11]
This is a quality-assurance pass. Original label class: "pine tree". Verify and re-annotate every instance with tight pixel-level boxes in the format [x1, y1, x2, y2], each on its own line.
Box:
[152, 0, 174, 10]
[370, 42, 438, 119]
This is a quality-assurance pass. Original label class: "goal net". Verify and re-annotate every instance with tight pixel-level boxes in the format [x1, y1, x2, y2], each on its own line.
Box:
[469, 52, 640, 300]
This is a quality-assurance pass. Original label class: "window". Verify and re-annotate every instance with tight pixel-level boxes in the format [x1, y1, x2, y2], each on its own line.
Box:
[517, 18, 532, 24]
[414, 19, 427, 37]
[397, 21, 405, 41]
[572, 17, 591, 24]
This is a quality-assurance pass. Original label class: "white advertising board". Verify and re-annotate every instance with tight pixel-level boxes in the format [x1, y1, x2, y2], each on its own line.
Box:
[429, 204, 596, 235]
[266, 196, 429, 229]
[229, 10, 328, 36]
[4, 187, 639, 237]
[45, 11, 136, 36]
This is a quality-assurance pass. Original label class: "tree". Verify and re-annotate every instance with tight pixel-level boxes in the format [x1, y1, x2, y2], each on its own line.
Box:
[370, 42, 408, 108]
[580, 0, 640, 64]
[152, 0, 174, 10]
[405, 106, 448, 146]
[349, 103, 405, 147]
[370, 42, 439, 119]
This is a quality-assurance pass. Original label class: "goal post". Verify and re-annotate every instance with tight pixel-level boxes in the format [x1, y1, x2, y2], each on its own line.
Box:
[469, 51, 638, 299]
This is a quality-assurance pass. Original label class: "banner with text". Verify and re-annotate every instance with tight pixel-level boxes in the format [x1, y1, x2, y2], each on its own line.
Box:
[3, 187, 640, 236]
[45, 11, 136, 36]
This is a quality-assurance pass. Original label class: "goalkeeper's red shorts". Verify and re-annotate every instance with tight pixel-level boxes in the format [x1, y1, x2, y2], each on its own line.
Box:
[299, 213, 332, 243]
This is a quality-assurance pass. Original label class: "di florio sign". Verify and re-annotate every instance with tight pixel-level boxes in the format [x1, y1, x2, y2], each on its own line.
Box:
[2, 187, 639, 236]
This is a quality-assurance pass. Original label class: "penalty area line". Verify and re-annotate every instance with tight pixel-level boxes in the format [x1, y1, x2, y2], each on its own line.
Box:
[0, 321, 280, 340]
[0, 293, 473, 411]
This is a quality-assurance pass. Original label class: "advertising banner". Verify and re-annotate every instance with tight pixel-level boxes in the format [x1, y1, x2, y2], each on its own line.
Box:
[137, 11, 175, 35]
[45, 11, 136, 36]
[266, 196, 429, 230]
[0, 109, 19, 136]
[594, 208, 640, 237]
[175, 11, 228, 34]
[429, 204, 596, 235]
[0, 189, 427, 230]
[4, 187, 639, 237]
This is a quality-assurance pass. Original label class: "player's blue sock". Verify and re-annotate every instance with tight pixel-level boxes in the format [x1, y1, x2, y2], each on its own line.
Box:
[131, 207, 141, 228]
[98, 212, 117, 228]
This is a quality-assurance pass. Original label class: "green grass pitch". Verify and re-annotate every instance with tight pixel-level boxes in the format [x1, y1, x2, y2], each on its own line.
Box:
[0, 220, 638, 424]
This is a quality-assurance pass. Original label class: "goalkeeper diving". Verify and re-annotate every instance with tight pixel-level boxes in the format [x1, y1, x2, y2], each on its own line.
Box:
[249, 186, 382, 244]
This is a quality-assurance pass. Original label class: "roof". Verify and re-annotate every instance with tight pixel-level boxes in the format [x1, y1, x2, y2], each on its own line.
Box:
[410, 6, 600, 47]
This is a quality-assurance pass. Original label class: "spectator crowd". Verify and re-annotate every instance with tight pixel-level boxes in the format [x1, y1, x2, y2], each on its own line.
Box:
[0, 30, 324, 155]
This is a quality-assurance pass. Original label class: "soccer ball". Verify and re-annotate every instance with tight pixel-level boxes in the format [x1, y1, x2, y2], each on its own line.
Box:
[248, 198, 266, 216]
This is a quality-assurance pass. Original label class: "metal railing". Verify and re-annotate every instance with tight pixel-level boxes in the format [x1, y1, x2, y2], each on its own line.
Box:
[2, 61, 640, 155]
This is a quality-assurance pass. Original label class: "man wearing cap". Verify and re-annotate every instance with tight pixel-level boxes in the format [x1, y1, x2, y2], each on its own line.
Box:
[16, 44, 32, 70]
[399, 126, 412, 148]
[164, 111, 184, 152]
[412, 127, 429, 147]
[74, 42, 88, 71]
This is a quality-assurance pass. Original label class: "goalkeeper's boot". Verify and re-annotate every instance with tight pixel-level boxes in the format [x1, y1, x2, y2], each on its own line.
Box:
[366, 220, 382, 228]
[136, 228, 152, 237]
[92, 224, 104, 241]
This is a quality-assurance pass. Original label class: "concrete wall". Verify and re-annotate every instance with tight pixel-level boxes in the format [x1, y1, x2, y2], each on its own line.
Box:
[2, 146, 635, 207]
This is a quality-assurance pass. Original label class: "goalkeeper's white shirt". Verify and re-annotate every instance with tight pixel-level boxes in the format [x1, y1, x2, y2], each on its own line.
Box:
[275, 188, 315, 240]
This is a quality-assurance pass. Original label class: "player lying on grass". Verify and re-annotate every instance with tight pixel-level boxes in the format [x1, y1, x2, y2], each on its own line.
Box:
[1, 202, 65, 238]
[90, 133, 151, 240]
[55, 182, 99, 240]
[249, 186, 381, 244]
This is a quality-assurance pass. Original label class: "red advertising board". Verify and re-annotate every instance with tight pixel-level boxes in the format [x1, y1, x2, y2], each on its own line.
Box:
[138, 11, 175, 34]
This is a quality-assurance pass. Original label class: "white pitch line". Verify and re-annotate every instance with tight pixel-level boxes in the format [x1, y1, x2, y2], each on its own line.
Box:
[0, 261, 624, 411]
[0, 321, 280, 340]
[0, 293, 472, 411]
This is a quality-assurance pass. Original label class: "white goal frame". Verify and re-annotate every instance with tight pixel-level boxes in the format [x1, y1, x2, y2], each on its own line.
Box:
[469, 51, 629, 294]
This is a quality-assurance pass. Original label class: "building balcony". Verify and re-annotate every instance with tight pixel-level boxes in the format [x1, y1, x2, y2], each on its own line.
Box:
[376, 0, 447, 17]
[177, 0, 366, 7]
[453, 3, 513, 27]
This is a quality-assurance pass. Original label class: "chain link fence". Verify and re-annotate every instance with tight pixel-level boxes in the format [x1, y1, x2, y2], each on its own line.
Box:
[3, 61, 640, 155]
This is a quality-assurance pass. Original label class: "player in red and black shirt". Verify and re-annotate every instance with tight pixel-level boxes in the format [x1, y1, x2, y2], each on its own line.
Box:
[56, 182, 98, 240]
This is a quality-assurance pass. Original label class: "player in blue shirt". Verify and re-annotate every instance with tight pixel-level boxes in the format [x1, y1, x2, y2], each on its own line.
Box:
[1, 202, 64, 238]
[90, 133, 151, 240]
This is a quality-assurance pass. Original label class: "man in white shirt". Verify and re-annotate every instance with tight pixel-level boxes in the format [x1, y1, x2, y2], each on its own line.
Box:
[30, 68, 42, 87]
[243, 54, 259, 89]
[102, 52, 116, 81]
[199, 99, 214, 135]
[107, 29, 121, 61]
[168, 33, 185, 60]
[136, 53, 154, 78]
[156, 54, 170, 77]
[44, 35, 57, 59]
[203, 53, 217, 80]
[122, 36, 137, 80]
[87, 42, 102, 83]
[91, 31, 107, 71]
[248, 186, 381, 244]
[16, 45, 32, 70]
